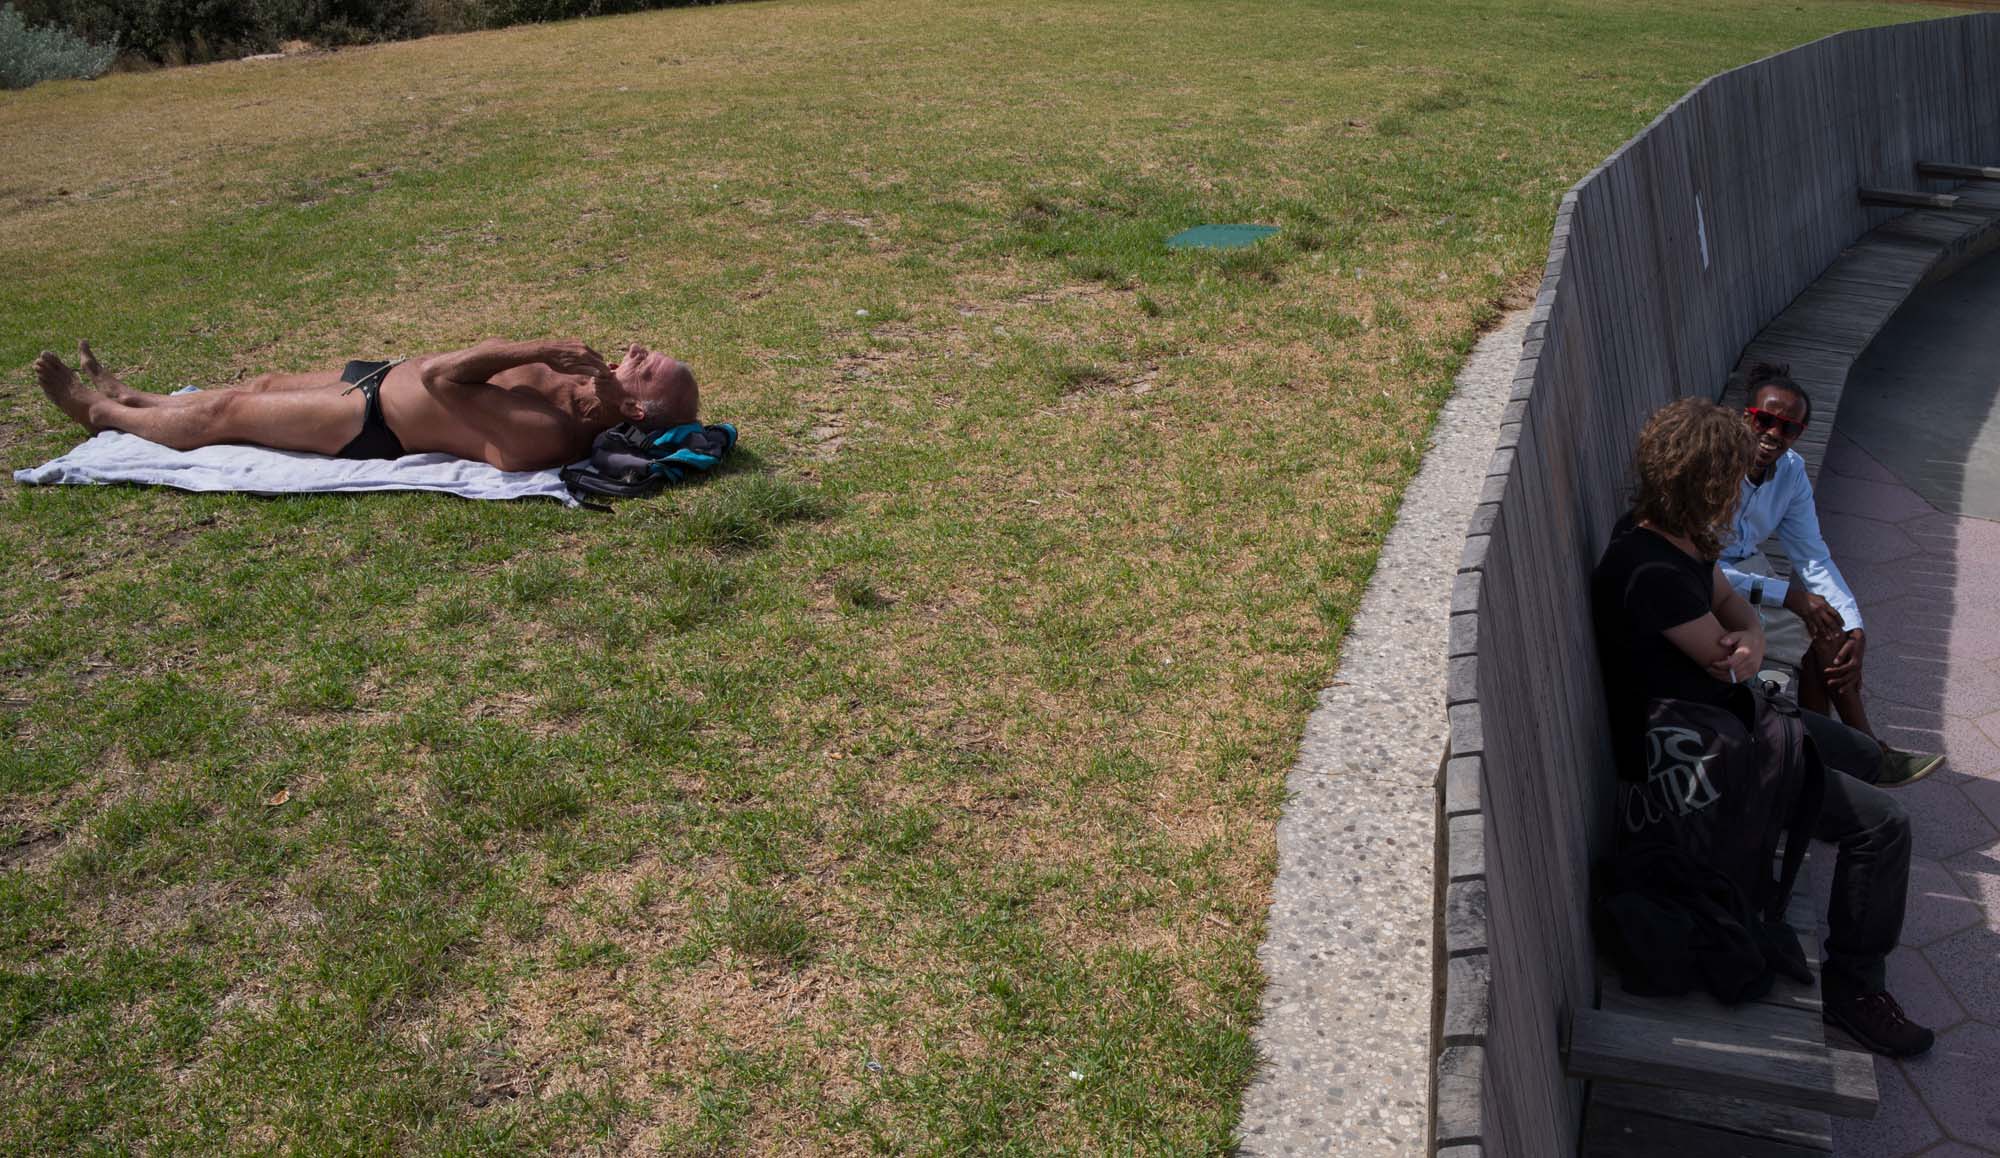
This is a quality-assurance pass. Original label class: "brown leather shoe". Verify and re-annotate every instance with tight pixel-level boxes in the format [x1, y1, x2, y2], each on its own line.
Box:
[1824, 990, 1935, 1057]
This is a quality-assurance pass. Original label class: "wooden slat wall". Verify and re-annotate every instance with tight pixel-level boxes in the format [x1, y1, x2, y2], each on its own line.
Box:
[1434, 15, 2000, 1156]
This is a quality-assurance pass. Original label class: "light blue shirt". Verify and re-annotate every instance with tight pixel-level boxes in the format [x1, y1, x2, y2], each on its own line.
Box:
[1719, 449, 1863, 631]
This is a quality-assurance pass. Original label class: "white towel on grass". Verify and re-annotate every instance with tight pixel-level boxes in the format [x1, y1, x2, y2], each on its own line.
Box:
[14, 429, 580, 507]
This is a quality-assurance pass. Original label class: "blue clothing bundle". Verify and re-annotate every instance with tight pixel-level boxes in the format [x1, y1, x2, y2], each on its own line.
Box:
[561, 422, 737, 500]
[1719, 449, 1863, 631]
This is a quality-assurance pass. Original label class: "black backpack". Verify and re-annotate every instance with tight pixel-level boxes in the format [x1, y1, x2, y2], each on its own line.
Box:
[561, 422, 737, 501]
[1595, 683, 1826, 1002]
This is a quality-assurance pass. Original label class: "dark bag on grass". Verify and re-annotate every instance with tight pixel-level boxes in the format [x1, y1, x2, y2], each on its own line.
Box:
[1594, 682, 1825, 1003]
[561, 422, 737, 500]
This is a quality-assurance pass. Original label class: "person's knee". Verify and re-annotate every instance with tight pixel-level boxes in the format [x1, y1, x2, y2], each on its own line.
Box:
[1861, 795, 1912, 856]
[203, 391, 255, 439]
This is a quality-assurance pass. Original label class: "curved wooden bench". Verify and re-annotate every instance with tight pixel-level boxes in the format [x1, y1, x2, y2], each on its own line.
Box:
[1716, 172, 2000, 634]
[1721, 173, 2000, 483]
[1434, 20, 2000, 1154]
[1567, 885, 1869, 1156]
[1556, 170, 2000, 1156]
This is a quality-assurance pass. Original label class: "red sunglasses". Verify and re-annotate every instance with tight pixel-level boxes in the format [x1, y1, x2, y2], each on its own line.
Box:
[1746, 407, 1806, 440]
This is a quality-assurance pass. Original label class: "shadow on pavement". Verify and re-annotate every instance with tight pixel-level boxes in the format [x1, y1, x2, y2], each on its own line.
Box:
[1818, 250, 2000, 1156]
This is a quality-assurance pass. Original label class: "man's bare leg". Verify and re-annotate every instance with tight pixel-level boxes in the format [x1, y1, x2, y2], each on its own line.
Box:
[234, 371, 348, 394]
[78, 341, 343, 407]
[36, 352, 364, 455]
[1801, 634, 1875, 737]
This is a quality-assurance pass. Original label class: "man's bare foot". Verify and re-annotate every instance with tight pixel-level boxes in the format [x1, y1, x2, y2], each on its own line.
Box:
[33, 351, 106, 433]
[76, 340, 139, 401]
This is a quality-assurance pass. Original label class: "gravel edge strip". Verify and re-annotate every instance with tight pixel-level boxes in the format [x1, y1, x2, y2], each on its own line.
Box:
[1236, 309, 1527, 1156]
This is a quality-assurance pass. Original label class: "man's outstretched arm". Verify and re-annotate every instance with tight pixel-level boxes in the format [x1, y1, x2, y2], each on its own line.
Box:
[1774, 474, 1864, 634]
[419, 339, 611, 388]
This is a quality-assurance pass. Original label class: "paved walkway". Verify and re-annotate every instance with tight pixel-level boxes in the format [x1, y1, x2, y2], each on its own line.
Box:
[1804, 256, 2000, 1156]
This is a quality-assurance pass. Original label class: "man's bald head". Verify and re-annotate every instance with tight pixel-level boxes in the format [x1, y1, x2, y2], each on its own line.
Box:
[613, 344, 699, 430]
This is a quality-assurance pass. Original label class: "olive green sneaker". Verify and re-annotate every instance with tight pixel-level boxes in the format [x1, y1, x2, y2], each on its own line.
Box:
[1875, 747, 1945, 788]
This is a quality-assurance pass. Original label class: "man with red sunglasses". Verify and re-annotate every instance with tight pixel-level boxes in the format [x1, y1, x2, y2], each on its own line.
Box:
[1719, 363, 1943, 786]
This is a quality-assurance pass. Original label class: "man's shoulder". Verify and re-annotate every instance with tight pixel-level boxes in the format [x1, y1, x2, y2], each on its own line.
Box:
[1776, 449, 1810, 488]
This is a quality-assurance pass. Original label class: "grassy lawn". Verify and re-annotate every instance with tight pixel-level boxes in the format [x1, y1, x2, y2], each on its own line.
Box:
[0, 0, 1945, 1150]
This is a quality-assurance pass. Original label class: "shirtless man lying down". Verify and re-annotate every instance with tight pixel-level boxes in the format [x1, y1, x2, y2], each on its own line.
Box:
[33, 338, 698, 473]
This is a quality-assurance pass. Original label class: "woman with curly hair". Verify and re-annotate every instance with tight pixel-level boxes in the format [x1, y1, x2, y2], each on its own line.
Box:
[1591, 397, 1931, 1058]
[1593, 397, 1765, 761]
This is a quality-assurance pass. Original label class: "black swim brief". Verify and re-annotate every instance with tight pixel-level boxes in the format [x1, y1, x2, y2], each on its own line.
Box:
[336, 359, 407, 461]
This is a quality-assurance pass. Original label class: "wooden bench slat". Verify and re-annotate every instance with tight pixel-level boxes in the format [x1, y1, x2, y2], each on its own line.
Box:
[1875, 214, 1994, 248]
[1567, 1007, 1877, 1117]
[1585, 1087, 1832, 1156]
[1953, 198, 2000, 216]
[1951, 185, 2000, 211]
[1786, 281, 1903, 315]
[1760, 303, 1887, 342]
[1808, 272, 1926, 302]
[1605, 962, 1822, 1018]
[1736, 344, 1853, 376]
[1857, 187, 1960, 210]
[1601, 981, 1820, 1040]
[1826, 242, 1941, 279]
[1590, 1080, 1834, 1153]
[1748, 327, 1873, 359]
[1601, 952, 1822, 1019]
[1766, 301, 1897, 340]
[1916, 160, 2000, 181]
[1585, 1108, 1826, 1157]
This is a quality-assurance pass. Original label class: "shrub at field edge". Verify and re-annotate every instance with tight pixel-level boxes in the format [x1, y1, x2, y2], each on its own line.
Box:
[12, 0, 735, 68]
[0, 2, 114, 89]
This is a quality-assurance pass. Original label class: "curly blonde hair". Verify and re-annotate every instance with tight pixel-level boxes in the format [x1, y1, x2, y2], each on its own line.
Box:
[1631, 397, 1754, 559]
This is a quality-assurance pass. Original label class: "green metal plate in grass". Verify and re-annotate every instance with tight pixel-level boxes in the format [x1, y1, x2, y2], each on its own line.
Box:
[1166, 224, 1280, 250]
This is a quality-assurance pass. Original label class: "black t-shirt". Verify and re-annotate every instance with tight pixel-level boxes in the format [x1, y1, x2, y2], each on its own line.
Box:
[1591, 514, 1736, 779]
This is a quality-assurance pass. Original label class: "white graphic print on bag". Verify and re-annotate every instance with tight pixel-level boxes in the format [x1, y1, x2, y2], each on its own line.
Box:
[1622, 725, 1722, 832]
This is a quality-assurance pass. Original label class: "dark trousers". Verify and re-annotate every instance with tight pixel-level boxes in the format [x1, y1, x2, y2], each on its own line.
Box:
[1801, 709, 1910, 995]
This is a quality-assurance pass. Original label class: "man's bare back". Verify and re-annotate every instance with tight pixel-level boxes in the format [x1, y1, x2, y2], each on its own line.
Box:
[33, 338, 698, 473]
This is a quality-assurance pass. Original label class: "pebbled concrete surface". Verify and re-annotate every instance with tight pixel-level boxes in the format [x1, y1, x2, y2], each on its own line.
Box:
[1237, 310, 1525, 1156]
